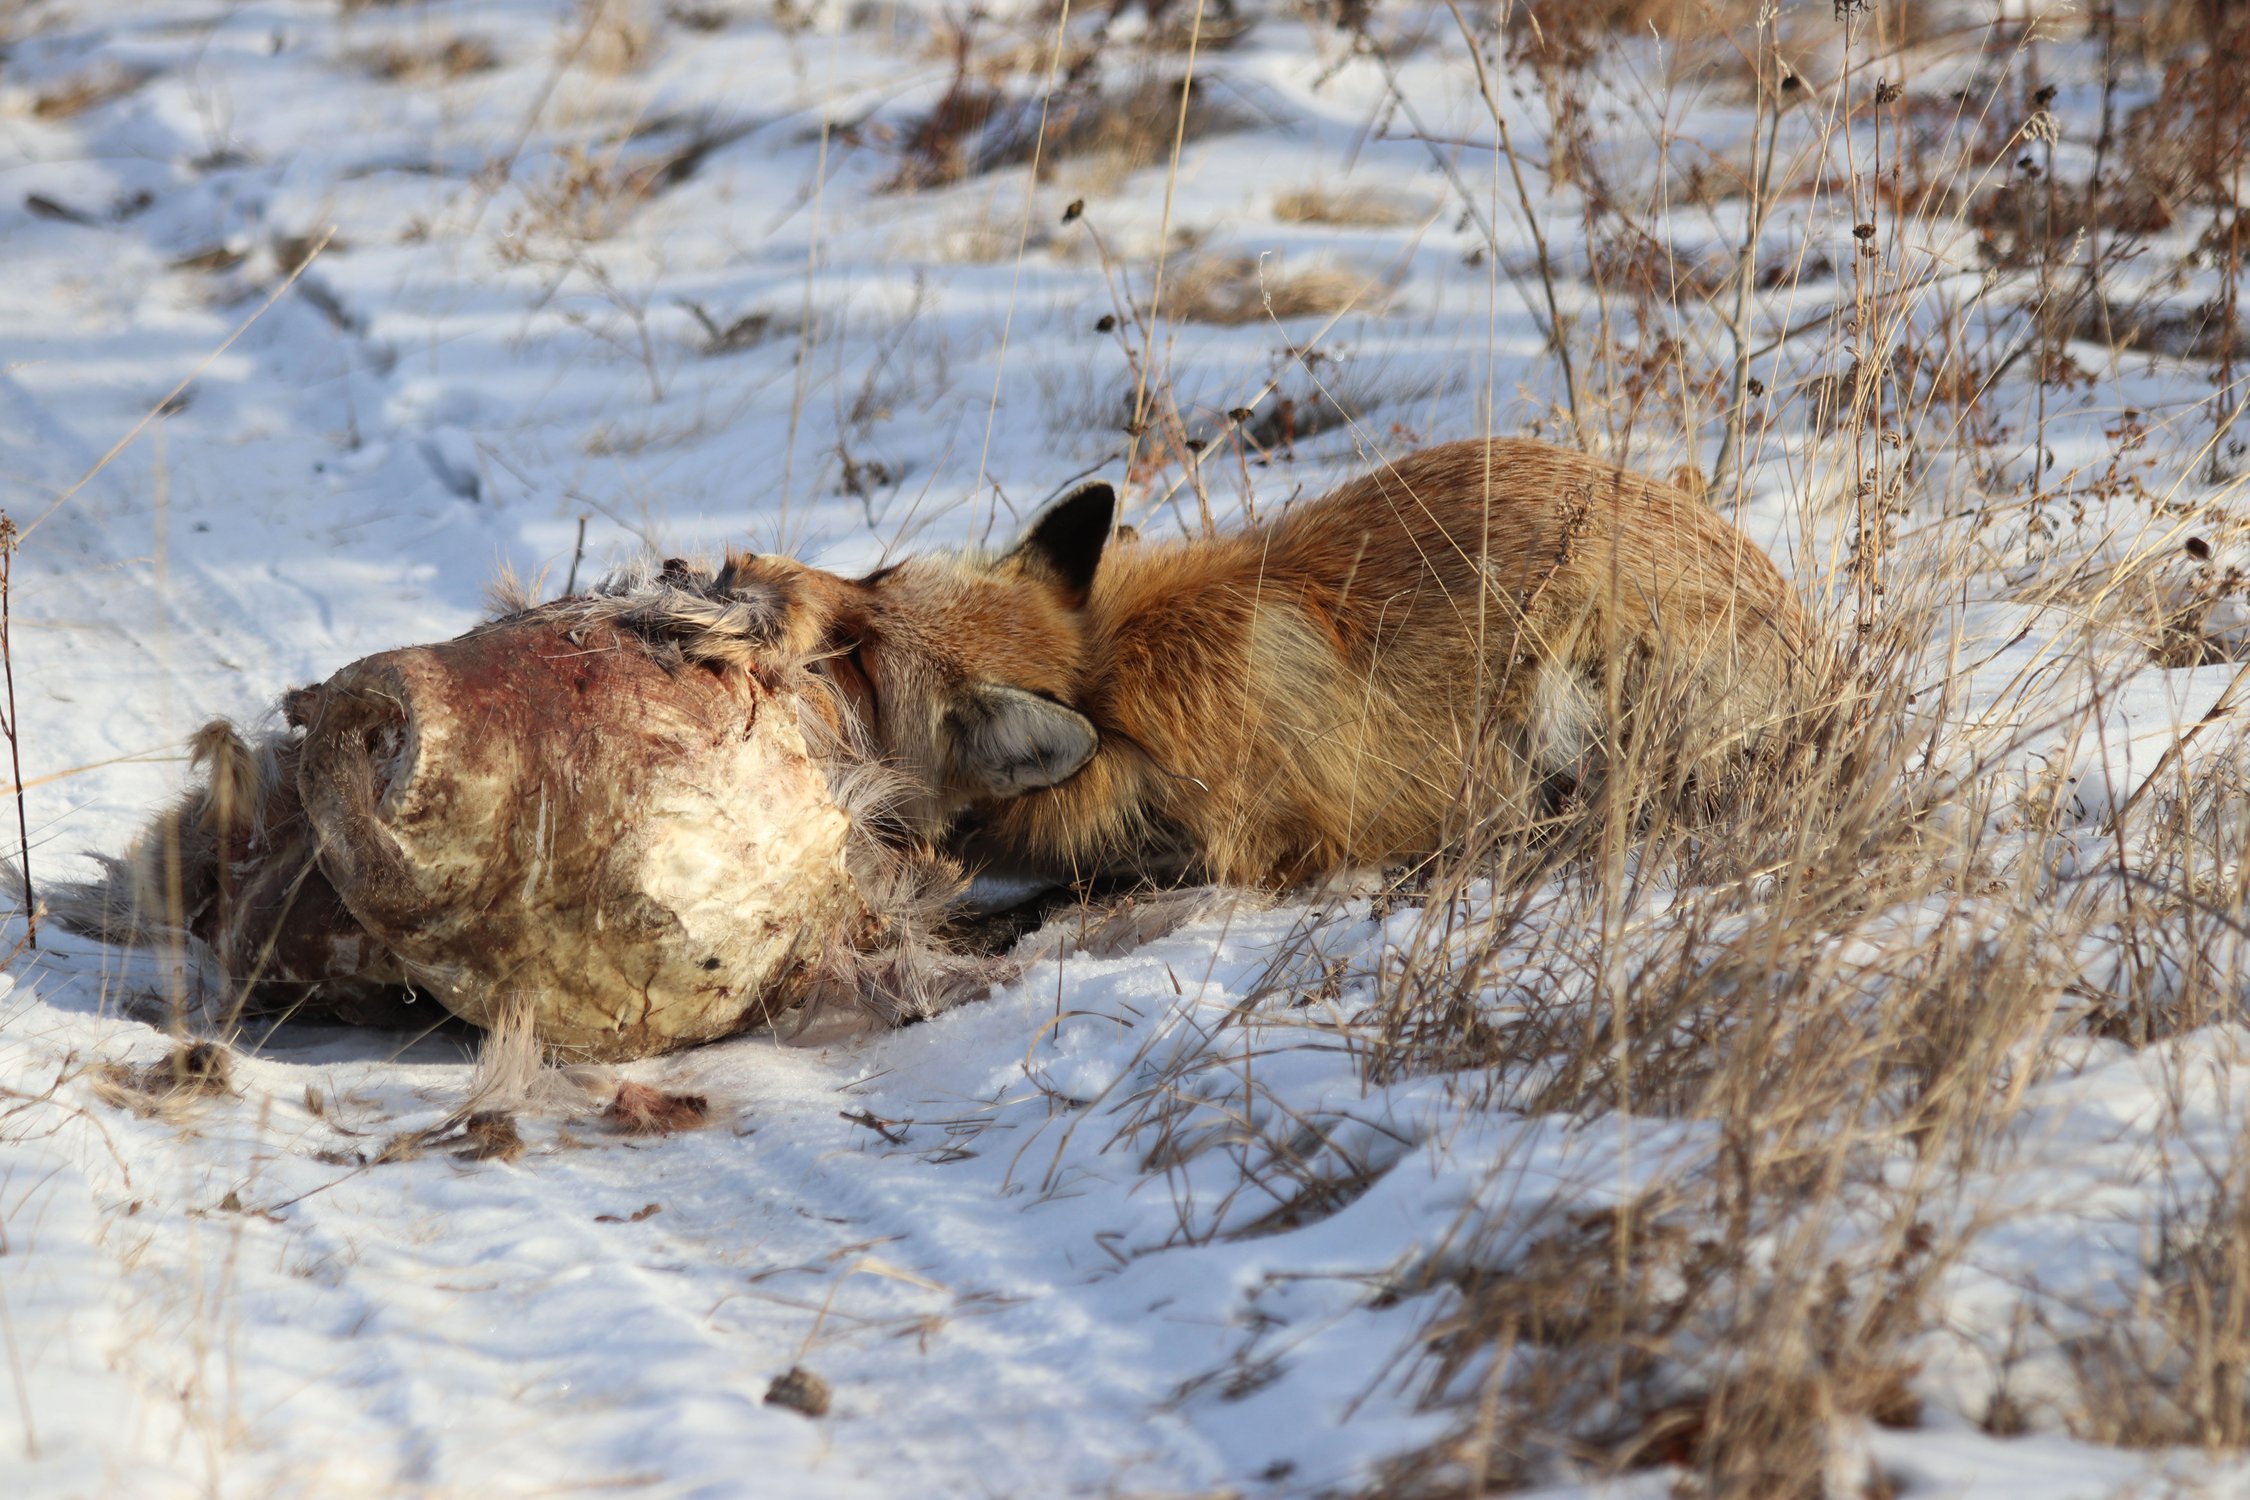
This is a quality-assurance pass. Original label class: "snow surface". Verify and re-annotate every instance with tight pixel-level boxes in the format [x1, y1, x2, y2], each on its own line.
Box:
[8, 0, 2250, 1495]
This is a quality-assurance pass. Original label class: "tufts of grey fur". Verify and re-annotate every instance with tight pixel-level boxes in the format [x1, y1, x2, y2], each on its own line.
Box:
[568, 556, 794, 671]
[42, 723, 289, 955]
[43, 849, 178, 945]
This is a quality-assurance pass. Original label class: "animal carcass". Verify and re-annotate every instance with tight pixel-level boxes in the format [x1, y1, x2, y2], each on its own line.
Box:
[54, 561, 971, 1060]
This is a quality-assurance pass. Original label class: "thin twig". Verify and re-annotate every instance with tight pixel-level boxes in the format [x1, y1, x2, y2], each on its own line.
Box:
[1710, 13, 1784, 498]
[2107, 654, 2250, 834]
[1440, 0, 1581, 438]
[1122, 0, 1213, 496]
[971, 0, 1077, 529]
[0, 517, 30, 948]
[563, 514, 589, 598]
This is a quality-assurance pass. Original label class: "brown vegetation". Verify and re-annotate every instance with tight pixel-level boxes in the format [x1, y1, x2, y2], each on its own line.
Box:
[350, 36, 500, 84]
[886, 71, 1243, 193]
[1160, 252, 1385, 324]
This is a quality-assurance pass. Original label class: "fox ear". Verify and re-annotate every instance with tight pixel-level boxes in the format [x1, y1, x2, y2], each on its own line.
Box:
[946, 683, 1097, 797]
[1005, 480, 1115, 609]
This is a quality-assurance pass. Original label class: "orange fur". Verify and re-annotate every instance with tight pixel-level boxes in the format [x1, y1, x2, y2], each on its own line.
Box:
[762, 439, 1821, 887]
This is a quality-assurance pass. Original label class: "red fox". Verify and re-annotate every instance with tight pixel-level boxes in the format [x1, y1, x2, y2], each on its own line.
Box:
[734, 438, 1820, 888]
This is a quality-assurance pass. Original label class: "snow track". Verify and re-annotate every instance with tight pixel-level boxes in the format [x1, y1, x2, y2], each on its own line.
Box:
[6, 905, 1461, 1498]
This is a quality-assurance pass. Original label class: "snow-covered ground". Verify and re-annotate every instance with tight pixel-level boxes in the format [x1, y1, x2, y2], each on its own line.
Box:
[11, 0, 2250, 1494]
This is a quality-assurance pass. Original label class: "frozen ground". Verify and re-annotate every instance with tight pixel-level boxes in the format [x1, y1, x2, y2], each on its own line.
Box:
[9, 0, 2250, 1495]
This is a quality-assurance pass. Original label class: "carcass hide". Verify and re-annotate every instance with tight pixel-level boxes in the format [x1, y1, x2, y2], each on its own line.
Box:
[53, 561, 972, 1060]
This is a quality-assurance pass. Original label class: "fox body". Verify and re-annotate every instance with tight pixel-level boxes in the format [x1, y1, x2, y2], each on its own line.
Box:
[742, 439, 1819, 888]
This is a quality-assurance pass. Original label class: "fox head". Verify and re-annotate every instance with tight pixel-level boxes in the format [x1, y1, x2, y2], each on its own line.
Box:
[729, 480, 1116, 838]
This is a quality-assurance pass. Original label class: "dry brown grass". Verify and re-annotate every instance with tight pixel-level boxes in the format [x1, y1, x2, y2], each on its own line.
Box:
[350, 35, 500, 84]
[1383, 1197, 1931, 1498]
[1050, 412, 2250, 1482]
[885, 71, 1245, 194]
[89, 1040, 235, 1120]
[2131, 0, 2241, 60]
[1161, 252, 1385, 325]
[1064, 470, 2133, 1485]
[1508, 0, 1754, 33]
[501, 119, 749, 250]
[1303, 591, 2100, 1492]
[26, 63, 153, 119]
[575, 0, 659, 76]
[1271, 184, 1425, 228]
[2063, 1131, 2250, 1449]
[1276, 432, 2250, 1479]
[1499, 0, 1760, 76]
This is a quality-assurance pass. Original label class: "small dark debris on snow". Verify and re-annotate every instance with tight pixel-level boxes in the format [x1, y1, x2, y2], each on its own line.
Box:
[154, 1041, 232, 1093]
[453, 1110, 526, 1163]
[679, 298, 787, 356]
[603, 1080, 711, 1134]
[595, 1202, 662, 1224]
[667, 3, 733, 31]
[27, 189, 153, 227]
[295, 278, 361, 334]
[363, 1108, 531, 1166]
[764, 1366, 830, 1418]
[215, 1188, 282, 1222]
[171, 245, 247, 274]
[90, 1040, 235, 1116]
[840, 1108, 906, 1144]
[25, 193, 99, 226]
[274, 232, 344, 273]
